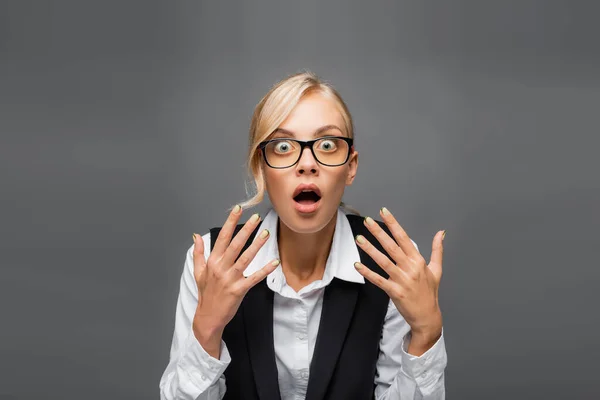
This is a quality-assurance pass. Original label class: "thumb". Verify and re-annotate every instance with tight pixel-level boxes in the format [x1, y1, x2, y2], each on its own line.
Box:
[428, 230, 445, 283]
[243, 259, 280, 291]
[192, 233, 207, 282]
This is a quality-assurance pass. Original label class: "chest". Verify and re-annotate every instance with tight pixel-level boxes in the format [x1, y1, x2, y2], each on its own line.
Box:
[222, 278, 390, 400]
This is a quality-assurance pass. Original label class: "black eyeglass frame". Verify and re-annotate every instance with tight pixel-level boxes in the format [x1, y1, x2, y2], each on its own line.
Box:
[258, 136, 355, 169]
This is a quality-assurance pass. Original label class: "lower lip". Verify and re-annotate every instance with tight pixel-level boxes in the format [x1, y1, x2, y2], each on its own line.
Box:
[293, 198, 321, 214]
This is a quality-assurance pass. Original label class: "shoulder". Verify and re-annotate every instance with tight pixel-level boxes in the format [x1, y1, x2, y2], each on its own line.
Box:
[344, 213, 419, 251]
[194, 221, 254, 257]
[344, 213, 392, 236]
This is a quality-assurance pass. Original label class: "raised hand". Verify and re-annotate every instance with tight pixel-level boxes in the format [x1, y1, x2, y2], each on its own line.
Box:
[191, 205, 280, 358]
[353, 207, 445, 355]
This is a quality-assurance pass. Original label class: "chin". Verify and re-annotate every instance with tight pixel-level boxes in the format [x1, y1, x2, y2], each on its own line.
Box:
[277, 200, 338, 235]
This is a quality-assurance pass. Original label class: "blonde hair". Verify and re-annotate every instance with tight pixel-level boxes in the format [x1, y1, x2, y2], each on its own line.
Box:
[235, 70, 360, 216]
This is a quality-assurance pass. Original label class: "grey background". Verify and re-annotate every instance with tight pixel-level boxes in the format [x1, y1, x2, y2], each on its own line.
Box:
[1, 1, 599, 399]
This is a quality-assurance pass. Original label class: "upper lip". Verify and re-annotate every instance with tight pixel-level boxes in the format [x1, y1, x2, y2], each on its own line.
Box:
[293, 183, 322, 198]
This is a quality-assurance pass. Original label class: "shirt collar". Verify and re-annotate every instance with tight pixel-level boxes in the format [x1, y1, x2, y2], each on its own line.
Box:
[243, 207, 364, 285]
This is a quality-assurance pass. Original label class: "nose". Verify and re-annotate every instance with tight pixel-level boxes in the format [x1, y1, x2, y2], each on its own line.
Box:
[295, 146, 318, 175]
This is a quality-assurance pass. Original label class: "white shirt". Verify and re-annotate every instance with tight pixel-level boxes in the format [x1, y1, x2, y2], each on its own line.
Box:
[160, 208, 447, 400]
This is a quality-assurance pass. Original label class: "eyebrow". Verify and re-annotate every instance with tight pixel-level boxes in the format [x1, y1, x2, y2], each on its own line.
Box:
[271, 124, 344, 138]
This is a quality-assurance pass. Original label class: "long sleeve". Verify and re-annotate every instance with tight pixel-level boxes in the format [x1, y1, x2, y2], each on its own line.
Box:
[159, 233, 231, 400]
[374, 300, 447, 400]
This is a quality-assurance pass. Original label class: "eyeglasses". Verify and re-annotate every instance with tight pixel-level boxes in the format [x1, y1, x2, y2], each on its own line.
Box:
[258, 136, 354, 169]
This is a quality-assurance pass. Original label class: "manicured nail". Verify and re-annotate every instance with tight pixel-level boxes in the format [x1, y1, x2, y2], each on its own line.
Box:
[442, 230, 447, 240]
[364, 217, 375, 226]
[271, 259, 280, 266]
[233, 204, 241, 214]
[354, 262, 362, 270]
[250, 213, 260, 223]
[260, 229, 270, 239]
[381, 207, 390, 216]
[355, 235, 365, 244]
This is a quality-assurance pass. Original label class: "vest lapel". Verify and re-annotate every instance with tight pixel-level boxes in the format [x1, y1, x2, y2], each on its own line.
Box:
[243, 279, 282, 400]
[305, 278, 360, 400]
[306, 213, 389, 400]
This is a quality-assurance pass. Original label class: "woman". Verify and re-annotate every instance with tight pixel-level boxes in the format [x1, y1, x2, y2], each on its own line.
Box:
[160, 71, 448, 399]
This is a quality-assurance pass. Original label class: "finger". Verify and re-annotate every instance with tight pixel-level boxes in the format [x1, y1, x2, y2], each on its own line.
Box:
[355, 234, 408, 280]
[192, 233, 206, 282]
[379, 207, 421, 260]
[353, 261, 395, 295]
[241, 259, 280, 292]
[230, 227, 271, 274]
[363, 216, 410, 267]
[222, 213, 263, 266]
[428, 230, 445, 283]
[211, 205, 245, 257]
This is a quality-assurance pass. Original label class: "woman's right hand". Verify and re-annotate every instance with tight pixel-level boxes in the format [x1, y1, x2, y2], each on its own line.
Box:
[191, 205, 279, 358]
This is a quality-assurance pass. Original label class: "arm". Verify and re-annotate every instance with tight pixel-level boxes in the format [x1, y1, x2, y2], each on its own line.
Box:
[352, 213, 449, 399]
[159, 208, 278, 400]
[374, 300, 447, 399]
[159, 233, 230, 400]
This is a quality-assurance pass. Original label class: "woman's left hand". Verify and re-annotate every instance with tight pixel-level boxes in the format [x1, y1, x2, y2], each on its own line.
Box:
[353, 207, 445, 352]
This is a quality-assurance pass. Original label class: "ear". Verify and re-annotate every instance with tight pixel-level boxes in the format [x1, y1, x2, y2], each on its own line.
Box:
[345, 149, 358, 185]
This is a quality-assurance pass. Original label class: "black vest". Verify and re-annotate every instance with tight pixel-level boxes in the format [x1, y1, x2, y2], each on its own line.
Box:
[209, 213, 394, 400]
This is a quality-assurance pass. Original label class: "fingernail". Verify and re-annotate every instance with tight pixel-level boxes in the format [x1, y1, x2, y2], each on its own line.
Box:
[251, 213, 260, 223]
[354, 262, 362, 270]
[442, 230, 447, 240]
[260, 229, 270, 239]
[233, 204, 241, 214]
[364, 217, 375, 226]
[271, 259, 280, 266]
[355, 235, 365, 244]
[381, 207, 390, 216]
[192, 233, 197, 242]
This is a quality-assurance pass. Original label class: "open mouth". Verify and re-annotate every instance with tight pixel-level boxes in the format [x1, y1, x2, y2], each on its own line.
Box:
[293, 190, 321, 205]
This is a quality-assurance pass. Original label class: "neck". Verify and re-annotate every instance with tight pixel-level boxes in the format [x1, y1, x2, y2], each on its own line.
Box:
[277, 210, 338, 292]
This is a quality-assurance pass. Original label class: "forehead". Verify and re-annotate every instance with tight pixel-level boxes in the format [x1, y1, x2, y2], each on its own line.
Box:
[277, 92, 346, 138]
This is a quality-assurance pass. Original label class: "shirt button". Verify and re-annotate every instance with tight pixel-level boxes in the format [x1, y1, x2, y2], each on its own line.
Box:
[201, 375, 206, 381]
[301, 371, 309, 379]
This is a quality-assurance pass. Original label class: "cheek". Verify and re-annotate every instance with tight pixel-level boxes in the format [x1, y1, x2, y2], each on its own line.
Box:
[322, 169, 350, 202]
[333, 169, 350, 190]
[264, 170, 288, 199]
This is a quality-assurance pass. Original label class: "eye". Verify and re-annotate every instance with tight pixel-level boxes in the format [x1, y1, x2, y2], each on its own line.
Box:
[317, 139, 338, 152]
[273, 140, 295, 154]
